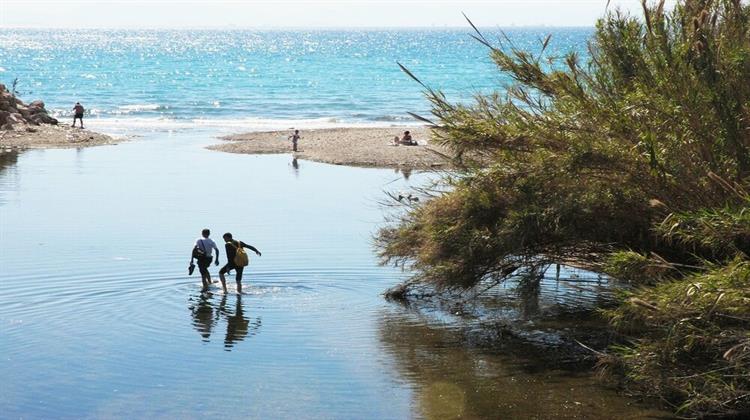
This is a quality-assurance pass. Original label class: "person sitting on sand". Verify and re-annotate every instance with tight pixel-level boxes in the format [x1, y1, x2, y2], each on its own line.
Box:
[392, 135, 400, 146]
[400, 130, 417, 146]
[288, 129, 300, 152]
[72, 102, 85, 129]
[219, 232, 261, 294]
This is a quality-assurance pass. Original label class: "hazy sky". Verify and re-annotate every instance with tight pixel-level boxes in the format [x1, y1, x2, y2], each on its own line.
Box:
[0, 1, 674, 29]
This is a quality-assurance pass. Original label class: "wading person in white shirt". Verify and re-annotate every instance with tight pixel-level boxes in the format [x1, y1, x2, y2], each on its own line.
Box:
[192, 228, 220, 291]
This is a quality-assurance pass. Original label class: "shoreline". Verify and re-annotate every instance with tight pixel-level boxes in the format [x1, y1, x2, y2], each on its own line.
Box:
[0, 83, 119, 150]
[0, 118, 451, 169]
[0, 124, 120, 150]
[209, 126, 450, 169]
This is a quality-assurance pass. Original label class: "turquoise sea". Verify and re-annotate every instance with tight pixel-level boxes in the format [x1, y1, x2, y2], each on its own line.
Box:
[0, 28, 591, 130]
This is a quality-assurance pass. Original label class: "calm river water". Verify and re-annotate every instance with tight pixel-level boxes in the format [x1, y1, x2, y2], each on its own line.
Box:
[0, 129, 669, 419]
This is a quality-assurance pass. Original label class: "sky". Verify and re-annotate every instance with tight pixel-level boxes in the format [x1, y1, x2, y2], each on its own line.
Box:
[0, 0, 675, 29]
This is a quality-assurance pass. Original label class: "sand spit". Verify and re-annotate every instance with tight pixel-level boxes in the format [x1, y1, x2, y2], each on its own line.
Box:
[0, 125, 119, 150]
[210, 126, 450, 169]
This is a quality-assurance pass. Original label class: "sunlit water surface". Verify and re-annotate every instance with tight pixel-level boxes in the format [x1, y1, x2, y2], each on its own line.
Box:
[0, 131, 669, 419]
[0, 28, 591, 129]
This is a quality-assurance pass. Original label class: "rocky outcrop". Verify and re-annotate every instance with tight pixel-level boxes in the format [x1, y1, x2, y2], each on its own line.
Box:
[0, 84, 58, 130]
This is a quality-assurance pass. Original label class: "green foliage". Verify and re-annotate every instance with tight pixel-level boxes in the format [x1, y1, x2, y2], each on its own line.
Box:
[605, 259, 750, 416]
[656, 186, 750, 257]
[378, 0, 750, 416]
[381, 0, 750, 287]
[603, 250, 674, 285]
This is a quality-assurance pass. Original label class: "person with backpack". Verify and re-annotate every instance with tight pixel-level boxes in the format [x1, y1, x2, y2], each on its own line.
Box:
[191, 228, 220, 291]
[219, 232, 261, 293]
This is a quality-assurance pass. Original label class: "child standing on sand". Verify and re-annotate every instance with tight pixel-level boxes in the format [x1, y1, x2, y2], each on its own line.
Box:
[289, 129, 300, 152]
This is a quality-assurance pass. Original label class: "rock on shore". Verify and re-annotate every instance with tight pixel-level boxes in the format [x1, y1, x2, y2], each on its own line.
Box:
[0, 84, 118, 149]
[0, 83, 59, 129]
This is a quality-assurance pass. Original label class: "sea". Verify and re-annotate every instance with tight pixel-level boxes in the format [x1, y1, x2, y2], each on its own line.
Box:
[0, 28, 591, 132]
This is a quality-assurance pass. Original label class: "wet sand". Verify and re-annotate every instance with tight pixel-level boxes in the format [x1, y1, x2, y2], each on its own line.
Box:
[0, 125, 119, 150]
[209, 127, 449, 169]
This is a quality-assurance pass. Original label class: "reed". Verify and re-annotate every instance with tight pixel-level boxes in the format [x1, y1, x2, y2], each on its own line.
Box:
[378, 0, 750, 415]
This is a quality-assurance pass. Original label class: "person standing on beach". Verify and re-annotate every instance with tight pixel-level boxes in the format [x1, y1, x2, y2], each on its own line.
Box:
[289, 129, 300, 152]
[192, 228, 220, 291]
[72, 102, 85, 129]
[219, 232, 261, 294]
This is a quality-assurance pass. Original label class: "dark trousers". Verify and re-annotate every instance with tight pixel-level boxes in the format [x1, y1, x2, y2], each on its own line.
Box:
[220, 263, 244, 281]
[196, 256, 212, 276]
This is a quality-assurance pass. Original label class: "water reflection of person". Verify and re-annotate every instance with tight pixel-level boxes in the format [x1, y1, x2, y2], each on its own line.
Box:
[189, 292, 216, 342]
[291, 157, 299, 177]
[394, 167, 412, 180]
[219, 294, 261, 351]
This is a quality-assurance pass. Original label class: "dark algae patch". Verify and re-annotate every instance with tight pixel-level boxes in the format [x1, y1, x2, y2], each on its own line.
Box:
[378, 0, 750, 416]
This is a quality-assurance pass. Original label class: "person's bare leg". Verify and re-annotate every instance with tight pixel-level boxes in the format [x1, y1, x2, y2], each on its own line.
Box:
[201, 272, 209, 290]
[236, 268, 244, 294]
[219, 272, 227, 292]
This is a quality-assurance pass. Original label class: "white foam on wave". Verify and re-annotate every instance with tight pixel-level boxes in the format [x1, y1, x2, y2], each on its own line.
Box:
[85, 116, 424, 134]
[117, 104, 163, 112]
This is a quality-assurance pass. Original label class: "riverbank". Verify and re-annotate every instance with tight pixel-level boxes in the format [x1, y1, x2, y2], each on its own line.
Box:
[209, 126, 449, 169]
[0, 125, 119, 150]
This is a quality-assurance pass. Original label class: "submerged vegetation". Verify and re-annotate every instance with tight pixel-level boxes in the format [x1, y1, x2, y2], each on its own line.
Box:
[378, 0, 750, 416]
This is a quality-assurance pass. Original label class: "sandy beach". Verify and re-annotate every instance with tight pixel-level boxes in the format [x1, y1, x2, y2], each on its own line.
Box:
[0, 125, 119, 150]
[210, 126, 450, 169]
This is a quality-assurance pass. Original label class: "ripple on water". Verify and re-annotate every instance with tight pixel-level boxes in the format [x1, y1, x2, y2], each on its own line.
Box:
[0, 134, 667, 418]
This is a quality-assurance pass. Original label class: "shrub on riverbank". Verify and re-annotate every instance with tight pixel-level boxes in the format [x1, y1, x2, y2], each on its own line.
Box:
[604, 187, 750, 415]
[606, 257, 750, 416]
[378, 0, 750, 416]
